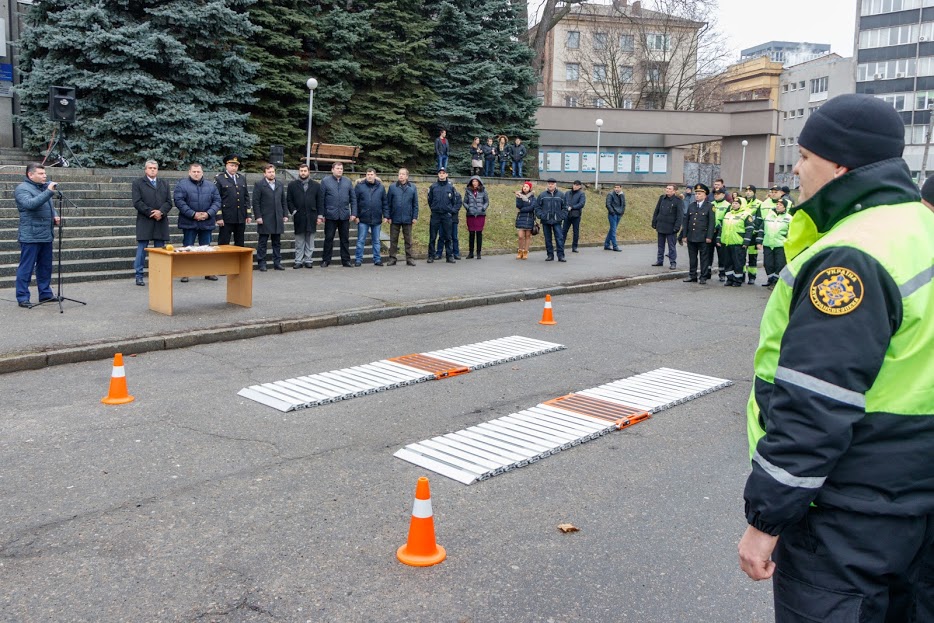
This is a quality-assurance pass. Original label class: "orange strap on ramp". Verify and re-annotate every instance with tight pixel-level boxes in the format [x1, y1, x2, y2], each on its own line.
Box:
[388, 354, 470, 379]
[543, 394, 650, 429]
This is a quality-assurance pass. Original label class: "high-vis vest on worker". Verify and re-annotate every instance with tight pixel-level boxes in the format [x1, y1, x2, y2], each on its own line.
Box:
[711, 199, 730, 228]
[761, 209, 792, 248]
[744, 158, 934, 536]
[718, 207, 753, 246]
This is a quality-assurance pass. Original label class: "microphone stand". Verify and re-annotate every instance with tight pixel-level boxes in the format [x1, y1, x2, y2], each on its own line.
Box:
[30, 190, 87, 313]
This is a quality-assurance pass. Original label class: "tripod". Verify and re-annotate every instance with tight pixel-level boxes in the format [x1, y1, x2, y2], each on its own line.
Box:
[43, 121, 82, 168]
[30, 191, 86, 313]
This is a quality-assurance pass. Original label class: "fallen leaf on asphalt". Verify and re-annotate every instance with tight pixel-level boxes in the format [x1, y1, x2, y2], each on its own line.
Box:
[557, 523, 579, 533]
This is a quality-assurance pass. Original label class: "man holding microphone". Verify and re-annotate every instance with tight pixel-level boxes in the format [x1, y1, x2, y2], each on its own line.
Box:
[14, 163, 60, 308]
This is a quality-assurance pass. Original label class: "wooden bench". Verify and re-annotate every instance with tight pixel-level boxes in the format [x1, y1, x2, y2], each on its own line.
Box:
[307, 143, 362, 172]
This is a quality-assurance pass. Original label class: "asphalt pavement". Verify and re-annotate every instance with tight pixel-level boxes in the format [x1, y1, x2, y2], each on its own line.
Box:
[0, 279, 776, 622]
[0, 243, 700, 373]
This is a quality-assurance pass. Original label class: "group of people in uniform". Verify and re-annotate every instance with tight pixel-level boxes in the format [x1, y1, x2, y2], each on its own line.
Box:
[674, 182, 793, 288]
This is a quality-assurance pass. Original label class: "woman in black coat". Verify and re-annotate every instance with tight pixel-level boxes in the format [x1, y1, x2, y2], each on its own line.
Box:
[514, 180, 535, 260]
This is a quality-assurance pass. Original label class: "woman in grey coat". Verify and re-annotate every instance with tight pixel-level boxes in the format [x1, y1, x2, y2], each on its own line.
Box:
[463, 176, 489, 259]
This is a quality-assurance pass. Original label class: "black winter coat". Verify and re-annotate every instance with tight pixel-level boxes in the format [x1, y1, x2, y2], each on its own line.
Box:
[512, 143, 528, 161]
[354, 180, 387, 225]
[606, 191, 626, 216]
[566, 189, 586, 218]
[515, 193, 536, 230]
[287, 178, 322, 234]
[132, 176, 172, 241]
[652, 194, 683, 235]
[679, 199, 716, 243]
[535, 190, 567, 225]
[252, 180, 287, 235]
[215, 172, 250, 224]
[428, 180, 459, 214]
[174, 177, 220, 231]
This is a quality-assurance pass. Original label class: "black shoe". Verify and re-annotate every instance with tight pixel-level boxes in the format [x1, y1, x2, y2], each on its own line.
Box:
[18, 301, 31, 308]
[761, 282, 771, 287]
[354, 261, 362, 267]
[446, 257, 455, 263]
[39, 296, 58, 303]
[718, 276, 725, 282]
[604, 247, 611, 251]
[723, 280, 732, 287]
[466, 253, 474, 259]
[320, 262, 330, 267]
[572, 248, 579, 253]
[748, 279, 755, 285]
[476, 254, 481, 259]
[546, 256, 554, 261]
[373, 262, 383, 267]
[558, 257, 566, 262]
[669, 264, 677, 270]
[135, 277, 145, 286]
[651, 262, 663, 266]
[257, 265, 267, 272]
[386, 259, 397, 266]
[699, 278, 707, 285]
[612, 248, 621, 252]
[435, 254, 442, 260]
[406, 260, 416, 266]
[453, 255, 461, 260]
[181, 276, 190, 281]
[427, 257, 434, 263]
[304, 263, 314, 269]
[342, 262, 353, 268]
[732, 281, 743, 287]
[683, 277, 697, 282]
[273, 265, 284, 271]
[293, 264, 302, 269]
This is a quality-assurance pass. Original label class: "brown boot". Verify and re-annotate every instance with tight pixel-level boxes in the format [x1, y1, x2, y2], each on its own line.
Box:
[517, 248, 522, 259]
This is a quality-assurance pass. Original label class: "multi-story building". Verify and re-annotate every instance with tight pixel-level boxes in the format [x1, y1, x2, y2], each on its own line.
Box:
[856, 0, 934, 178]
[740, 41, 832, 66]
[776, 54, 856, 186]
[536, 0, 704, 110]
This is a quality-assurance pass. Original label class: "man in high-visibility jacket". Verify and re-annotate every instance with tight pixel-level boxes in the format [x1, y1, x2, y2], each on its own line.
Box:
[759, 198, 792, 288]
[759, 185, 789, 221]
[742, 185, 762, 284]
[738, 93, 934, 621]
[715, 196, 753, 287]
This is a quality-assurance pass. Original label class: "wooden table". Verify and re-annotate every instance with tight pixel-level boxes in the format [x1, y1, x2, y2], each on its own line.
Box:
[145, 245, 254, 315]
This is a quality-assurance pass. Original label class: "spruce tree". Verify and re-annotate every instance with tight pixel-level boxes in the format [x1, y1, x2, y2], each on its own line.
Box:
[16, 0, 258, 169]
[424, 0, 539, 174]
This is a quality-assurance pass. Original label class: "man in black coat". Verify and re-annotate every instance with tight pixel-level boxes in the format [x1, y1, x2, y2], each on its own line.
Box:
[215, 154, 251, 247]
[678, 183, 716, 284]
[287, 164, 322, 269]
[131, 159, 172, 286]
[252, 164, 288, 271]
[651, 183, 683, 269]
[562, 180, 586, 253]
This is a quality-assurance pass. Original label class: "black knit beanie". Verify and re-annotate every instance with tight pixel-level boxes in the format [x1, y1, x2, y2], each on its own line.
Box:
[798, 94, 905, 169]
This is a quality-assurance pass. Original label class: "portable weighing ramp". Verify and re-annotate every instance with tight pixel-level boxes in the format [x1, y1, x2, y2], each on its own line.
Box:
[238, 336, 566, 412]
[394, 367, 733, 485]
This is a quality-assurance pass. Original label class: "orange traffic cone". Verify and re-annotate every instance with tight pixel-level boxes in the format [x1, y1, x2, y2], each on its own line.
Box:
[397, 476, 446, 567]
[538, 294, 557, 325]
[101, 353, 135, 405]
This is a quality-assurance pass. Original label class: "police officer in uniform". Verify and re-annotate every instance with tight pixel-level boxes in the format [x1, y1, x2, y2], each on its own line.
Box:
[678, 183, 715, 284]
[738, 94, 934, 621]
[215, 154, 251, 246]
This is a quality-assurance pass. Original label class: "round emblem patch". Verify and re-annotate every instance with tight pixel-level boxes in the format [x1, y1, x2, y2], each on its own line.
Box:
[809, 267, 863, 316]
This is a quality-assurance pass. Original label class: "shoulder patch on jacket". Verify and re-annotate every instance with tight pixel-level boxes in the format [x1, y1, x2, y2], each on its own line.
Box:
[809, 266, 864, 316]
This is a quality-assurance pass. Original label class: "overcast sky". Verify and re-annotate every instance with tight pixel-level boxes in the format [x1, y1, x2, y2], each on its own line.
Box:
[700, 0, 857, 60]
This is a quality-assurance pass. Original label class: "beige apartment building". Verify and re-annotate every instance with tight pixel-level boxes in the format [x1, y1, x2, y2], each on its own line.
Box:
[537, 0, 705, 110]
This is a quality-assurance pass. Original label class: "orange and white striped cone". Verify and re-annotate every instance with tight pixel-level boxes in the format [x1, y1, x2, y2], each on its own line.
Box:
[397, 476, 446, 567]
[538, 294, 557, 325]
[101, 353, 135, 405]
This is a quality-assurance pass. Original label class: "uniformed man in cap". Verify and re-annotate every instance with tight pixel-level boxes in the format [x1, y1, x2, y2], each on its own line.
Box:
[709, 187, 731, 281]
[759, 185, 786, 221]
[678, 183, 715, 284]
[215, 154, 251, 247]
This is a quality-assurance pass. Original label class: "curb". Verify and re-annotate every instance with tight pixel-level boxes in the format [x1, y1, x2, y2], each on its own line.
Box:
[0, 271, 686, 374]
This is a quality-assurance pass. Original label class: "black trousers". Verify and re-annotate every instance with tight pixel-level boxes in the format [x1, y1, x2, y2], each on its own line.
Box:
[428, 212, 453, 258]
[322, 218, 350, 265]
[218, 222, 246, 247]
[562, 215, 581, 250]
[468, 231, 483, 256]
[705, 241, 720, 279]
[764, 246, 787, 283]
[772, 508, 934, 622]
[685, 241, 710, 279]
[656, 232, 677, 265]
[722, 244, 746, 284]
[256, 233, 281, 266]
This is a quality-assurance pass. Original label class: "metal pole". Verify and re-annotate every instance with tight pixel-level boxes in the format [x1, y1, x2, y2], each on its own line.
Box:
[305, 78, 318, 167]
[921, 105, 934, 181]
[595, 118, 603, 190]
[739, 139, 748, 189]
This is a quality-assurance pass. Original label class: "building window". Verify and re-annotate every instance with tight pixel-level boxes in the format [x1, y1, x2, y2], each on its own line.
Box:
[620, 34, 634, 52]
[783, 111, 788, 120]
[594, 32, 608, 50]
[620, 65, 634, 83]
[593, 64, 607, 83]
[780, 138, 786, 147]
[861, 0, 921, 17]
[797, 108, 804, 117]
[646, 67, 661, 82]
[798, 81, 805, 89]
[644, 33, 670, 51]
[859, 58, 919, 81]
[565, 63, 580, 81]
[565, 96, 578, 108]
[782, 84, 789, 93]
[878, 93, 909, 111]
[858, 24, 920, 49]
[567, 31, 580, 49]
[810, 76, 828, 94]
[622, 99, 634, 109]
[808, 106, 820, 116]
[594, 98, 607, 108]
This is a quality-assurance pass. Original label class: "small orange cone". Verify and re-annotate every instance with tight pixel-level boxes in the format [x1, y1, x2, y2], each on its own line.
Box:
[538, 294, 557, 325]
[397, 476, 446, 567]
[101, 353, 135, 405]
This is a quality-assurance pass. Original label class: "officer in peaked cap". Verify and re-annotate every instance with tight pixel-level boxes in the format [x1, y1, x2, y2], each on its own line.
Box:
[215, 154, 251, 247]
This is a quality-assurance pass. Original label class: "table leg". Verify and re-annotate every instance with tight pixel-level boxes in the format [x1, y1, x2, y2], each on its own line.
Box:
[227, 251, 253, 308]
[148, 252, 174, 315]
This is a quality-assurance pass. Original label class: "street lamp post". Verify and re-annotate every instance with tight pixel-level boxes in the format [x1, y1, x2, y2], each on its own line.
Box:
[305, 77, 319, 167]
[595, 118, 604, 190]
[921, 103, 934, 181]
[739, 139, 749, 189]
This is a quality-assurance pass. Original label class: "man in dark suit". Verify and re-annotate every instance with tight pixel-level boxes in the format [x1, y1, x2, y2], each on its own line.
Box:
[214, 154, 251, 247]
[131, 159, 172, 286]
[287, 164, 322, 269]
[678, 183, 716, 284]
[251, 164, 287, 271]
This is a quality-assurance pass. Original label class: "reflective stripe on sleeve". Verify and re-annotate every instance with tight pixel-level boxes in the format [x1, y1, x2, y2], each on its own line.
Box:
[779, 265, 795, 288]
[774, 366, 866, 408]
[753, 450, 826, 489]
[899, 264, 934, 299]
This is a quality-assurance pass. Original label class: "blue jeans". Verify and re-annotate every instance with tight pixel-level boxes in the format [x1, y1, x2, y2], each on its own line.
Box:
[484, 159, 495, 177]
[542, 223, 565, 258]
[437, 154, 448, 172]
[16, 241, 53, 303]
[182, 228, 212, 246]
[135, 239, 165, 278]
[451, 221, 460, 257]
[355, 222, 381, 264]
[512, 160, 523, 178]
[605, 213, 621, 249]
[498, 160, 507, 176]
